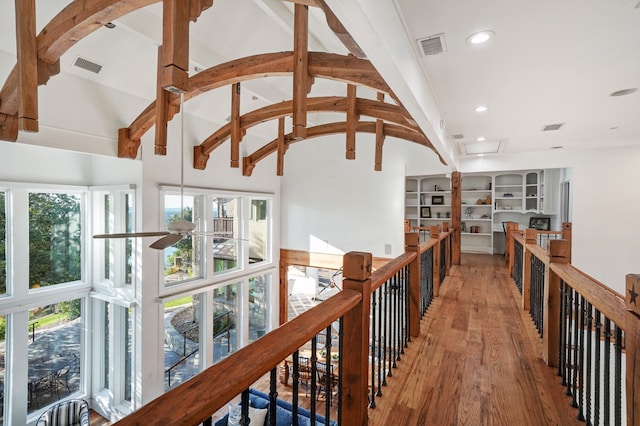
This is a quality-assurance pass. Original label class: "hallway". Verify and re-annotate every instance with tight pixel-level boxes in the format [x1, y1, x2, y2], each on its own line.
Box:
[369, 253, 581, 426]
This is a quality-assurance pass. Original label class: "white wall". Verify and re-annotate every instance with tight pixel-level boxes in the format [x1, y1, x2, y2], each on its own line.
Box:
[281, 134, 445, 258]
[571, 145, 640, 295]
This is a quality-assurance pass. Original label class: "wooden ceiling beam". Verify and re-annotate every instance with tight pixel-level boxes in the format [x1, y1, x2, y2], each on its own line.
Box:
[161, 0, 190, 93]
[276, 117, 286, 176]
[122, 51, 395, 156]
[293, 4, 309, 140]
[15, 0, 39, 133]
[155, 46, 170, 155]
[230, 82, 242, 168]
[243, 121, 438, 176]
[375, 92, 385, 171]
[193, 96, 421, 168]
[345, 84, 358, 159]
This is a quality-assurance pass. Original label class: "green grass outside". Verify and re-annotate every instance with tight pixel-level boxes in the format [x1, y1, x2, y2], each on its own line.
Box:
[164, 295, 192, 309]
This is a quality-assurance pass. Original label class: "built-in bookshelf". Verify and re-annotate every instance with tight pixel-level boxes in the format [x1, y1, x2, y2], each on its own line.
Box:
[405, 170, 560, 254]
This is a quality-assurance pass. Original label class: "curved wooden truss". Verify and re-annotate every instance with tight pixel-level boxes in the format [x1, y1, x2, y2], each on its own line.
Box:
[241, 121, 434, 177]
[0, 0, 446, 173]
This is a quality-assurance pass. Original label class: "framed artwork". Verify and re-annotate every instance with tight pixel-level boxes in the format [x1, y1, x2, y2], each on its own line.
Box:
[420, 207, 431, 218]
[431, 195, 444, 205]
[529, 217, 550, 231]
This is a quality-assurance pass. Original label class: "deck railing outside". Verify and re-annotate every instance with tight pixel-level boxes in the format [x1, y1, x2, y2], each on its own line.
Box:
[115, 228, 452, 425]
[506, 221, 639, 425]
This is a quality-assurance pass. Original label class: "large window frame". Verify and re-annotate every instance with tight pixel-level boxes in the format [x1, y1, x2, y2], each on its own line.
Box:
[158, 186, 275, 293]
[0, 182, 93, 426]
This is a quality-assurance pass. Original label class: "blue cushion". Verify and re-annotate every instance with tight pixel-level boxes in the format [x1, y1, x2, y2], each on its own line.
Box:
[214, 388, 336, 426]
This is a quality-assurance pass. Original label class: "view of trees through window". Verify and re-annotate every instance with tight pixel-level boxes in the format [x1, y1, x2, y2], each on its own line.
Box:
[0, 191, 5, 296]
[164, 195, 201, 284]
[29, 192, 82, 288]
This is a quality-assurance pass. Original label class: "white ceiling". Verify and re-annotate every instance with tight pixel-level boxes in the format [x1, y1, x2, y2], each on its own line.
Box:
[1, 0, 639, 170]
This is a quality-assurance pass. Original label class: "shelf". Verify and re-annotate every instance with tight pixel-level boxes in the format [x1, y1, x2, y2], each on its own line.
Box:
[462, 218, 491, 221]
[461, 189, 491, 193]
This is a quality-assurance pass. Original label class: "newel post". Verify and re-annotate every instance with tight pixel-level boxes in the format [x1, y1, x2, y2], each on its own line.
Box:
[451, 171, 461, 265]
[543, 239, 570, 366]
[431, 226, 441, 297]
[562, 222, 572, 262]
[341, 252, 372, 426]
[405, 232, 421, 338]
[625, 274, 640, 426]
[522, 229, 537, 310]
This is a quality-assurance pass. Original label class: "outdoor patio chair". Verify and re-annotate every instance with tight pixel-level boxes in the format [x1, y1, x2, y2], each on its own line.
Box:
[36, 398, 90, 426]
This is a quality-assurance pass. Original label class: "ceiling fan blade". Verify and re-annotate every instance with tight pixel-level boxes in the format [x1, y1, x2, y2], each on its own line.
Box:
[149, 233, 185, 250]
[93, 231, 170, 239]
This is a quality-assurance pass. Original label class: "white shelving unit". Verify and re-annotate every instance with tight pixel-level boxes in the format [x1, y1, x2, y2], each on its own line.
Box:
[406, 169, 561, 255]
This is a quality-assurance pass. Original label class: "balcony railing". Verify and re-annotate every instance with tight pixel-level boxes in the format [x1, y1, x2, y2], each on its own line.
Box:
[506, 221, 639, 425]
[115, 227, 453, 425]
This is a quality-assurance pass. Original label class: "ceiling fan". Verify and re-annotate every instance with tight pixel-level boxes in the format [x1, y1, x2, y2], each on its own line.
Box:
[93, 93, 240, 250]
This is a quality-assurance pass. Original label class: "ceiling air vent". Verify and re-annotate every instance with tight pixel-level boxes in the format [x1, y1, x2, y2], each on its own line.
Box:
[417, 33, 446, 56]
[73, 56, 103, 74]
[451, 133, 464, 140]
[542, 122, 565, 132]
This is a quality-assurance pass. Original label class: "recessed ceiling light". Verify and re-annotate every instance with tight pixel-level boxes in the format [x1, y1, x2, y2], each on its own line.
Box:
[610, 88, 638, 97]
[476, 136, 486, 142]
[550, 146, 564, 150]
[104, 22, 116, 29]
[474, 105, 489, 113]
[467, 30, 495, 45]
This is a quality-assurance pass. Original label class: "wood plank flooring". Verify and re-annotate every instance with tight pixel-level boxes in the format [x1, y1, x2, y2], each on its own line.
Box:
[91, 253, 581, 425]
[368, 253, 581, 426]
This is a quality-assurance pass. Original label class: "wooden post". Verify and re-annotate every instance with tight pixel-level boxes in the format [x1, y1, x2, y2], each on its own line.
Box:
[522, 229, 537, 311]
[279, 258, 289, 325]
[562, 222, 572, 262]
[626, 274, 640, 426]
[451, 171, 461, 265]
[405, 232, 420, 338]
[543, 239, 570, 366]
[431, 226, 441, 297]
[341, 252, 372, 426]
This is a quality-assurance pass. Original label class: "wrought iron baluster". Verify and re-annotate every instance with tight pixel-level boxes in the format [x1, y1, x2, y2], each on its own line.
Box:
[269, 368, 278, 426]
[585, 302, 593, 424]
[240, 389, 250, 426]
[310, 337, 318, 421]
[325, 325, 332, 419]
[558, 280, 566, 379]
[370, 286, 377, 408]
[594, 309, 601, 426]
[292, 350, 300, 426]
[565, 285, 574, 395]
[338, 317, 344, 424]
[576, 294, 585, 421]
[378, 283, 385, 390]
[603, 318, 611, 426]
[571, 290, 579, 406]
[614, 325, 622, 426]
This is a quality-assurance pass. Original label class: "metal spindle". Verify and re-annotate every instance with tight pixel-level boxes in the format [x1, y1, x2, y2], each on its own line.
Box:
[310, 337, 317, 421]
[571, 290, 579, 406]
[370, 285, 377, 408]
[378, 284, 385, 389]
[585, 302, 593, 424]
[325, 326, 332, 420]
[240, 389, 250, 426]
[269, 368, 278, 426]
[337, 317, 344, 424]
[292, 350, 299, 426]
[566, 286, 574, 396]
[594, 310, 601, 426]
[603, 318, 611, 426]
[614, 326, 622, 426]
[558, 280, 566, 379]
[577, 294, 585, 421]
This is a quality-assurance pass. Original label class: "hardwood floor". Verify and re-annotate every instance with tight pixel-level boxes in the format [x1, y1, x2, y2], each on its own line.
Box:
[368, 253, 581, 426]
[90, 253, 581, 425]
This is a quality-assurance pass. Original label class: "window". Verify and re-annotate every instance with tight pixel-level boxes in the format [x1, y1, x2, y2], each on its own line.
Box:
[0, 313, 5, 424]
[248, 275, 268, 343]
[29, 192, 82, 288]
[212, 197, 239, 273]
[27, 299, 82, 414]
[163, 295, 201, 390]
[0, 191, 5, 296]
[164, 194, 203, 285]
[248, 199, 269, 265]
[213, 283, 239, 363]
[93, 188, 135, 287]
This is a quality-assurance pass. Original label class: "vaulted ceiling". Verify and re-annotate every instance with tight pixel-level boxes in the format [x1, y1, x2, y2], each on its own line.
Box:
[1, 0, 639, 172]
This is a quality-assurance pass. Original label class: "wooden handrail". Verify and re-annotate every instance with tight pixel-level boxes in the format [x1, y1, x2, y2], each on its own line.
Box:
[115, 289, 362, 426]
[526, 242, 549, 266]
[371, 252, 415, 292]
[551, 262, 626, 328]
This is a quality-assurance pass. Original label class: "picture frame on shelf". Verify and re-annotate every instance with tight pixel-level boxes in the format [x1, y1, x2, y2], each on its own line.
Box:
[529, 217, 550, 231]
[431, 195, 444, 205]
[420, 207, 431, 218]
